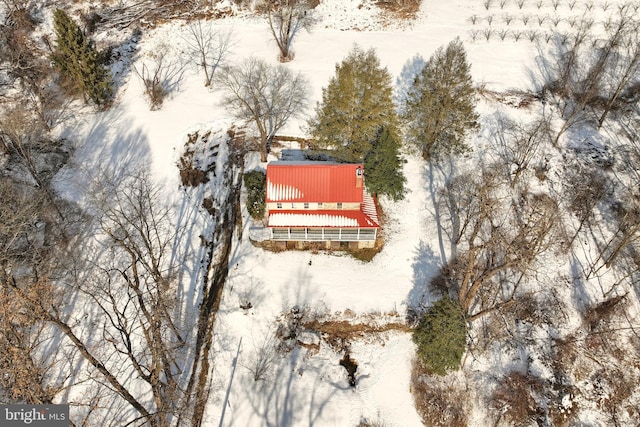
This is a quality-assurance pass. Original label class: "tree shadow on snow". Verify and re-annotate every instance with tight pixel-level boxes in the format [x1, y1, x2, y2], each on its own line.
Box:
[235, 345, 343, 427]
[232, 347, 303, 427]
[424, 160, 457, 266]
[279, 258, 317, 312]
[395, 53, 425, 115]
[525, 40, 556, 95]
[171, 184, 216, 344]
[406, 240, 441, 317]
[403, 160, 458, 316]
[56, 110, 152, 202]
[569, 252, 594, 313]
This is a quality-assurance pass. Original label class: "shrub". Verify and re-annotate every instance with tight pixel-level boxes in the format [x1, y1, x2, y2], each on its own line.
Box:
[412, 296, 466, 375]
[243, 170, 266, 220]
[491, 371, 545, 425]
[411, 358, 469, 426]
[52, 9, 113, 108]
[246, 333, 278, 382]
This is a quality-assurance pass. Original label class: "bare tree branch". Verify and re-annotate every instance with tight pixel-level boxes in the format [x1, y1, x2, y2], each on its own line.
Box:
[264, 0, 316, 62]
[438, 166, 563, 317]
[134, 46, 187, 110]
[215, 57, 309, 162]
[184, 21, 234, 87]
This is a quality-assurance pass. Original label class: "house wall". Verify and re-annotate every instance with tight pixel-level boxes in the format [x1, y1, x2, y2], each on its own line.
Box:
[290, 240, 373, 250]
[356, 240, 375, 249]
[266, 202, 361, 211]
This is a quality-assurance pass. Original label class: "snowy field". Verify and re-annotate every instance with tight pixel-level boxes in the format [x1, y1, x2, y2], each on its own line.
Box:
[26, 0, 639, 425]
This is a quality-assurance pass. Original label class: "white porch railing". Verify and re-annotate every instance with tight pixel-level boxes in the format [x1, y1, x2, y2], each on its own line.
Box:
[271, 227, 376, 242]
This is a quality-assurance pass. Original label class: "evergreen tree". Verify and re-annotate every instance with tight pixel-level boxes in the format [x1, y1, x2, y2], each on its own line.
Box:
[308, 46, 398, 162]
[364, 126, 406, 201]
[52, 9, 112, 108]
[412, 296, 467, 376]
[403, 38, 478, 161]
[243, 170, 266, 219]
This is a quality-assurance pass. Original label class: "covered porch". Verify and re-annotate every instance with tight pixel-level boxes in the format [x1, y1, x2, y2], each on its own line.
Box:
[270, 226, 377, 242]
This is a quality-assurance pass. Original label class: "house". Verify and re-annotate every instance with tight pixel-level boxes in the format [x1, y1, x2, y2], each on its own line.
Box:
[265, 161, 380, 249]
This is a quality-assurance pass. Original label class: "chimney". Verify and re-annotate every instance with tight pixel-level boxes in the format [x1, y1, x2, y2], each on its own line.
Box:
[355, 166, 363, 188]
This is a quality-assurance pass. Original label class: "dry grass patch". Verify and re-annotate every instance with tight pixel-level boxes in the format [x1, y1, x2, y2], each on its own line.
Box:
[491, 371, 546, 426]
[303, 318, 410, 346]
[376, 0, 422, 19]
[411, 358, 469, 427]
[276, 307, 410, 354]
[583, 293, 628, 331]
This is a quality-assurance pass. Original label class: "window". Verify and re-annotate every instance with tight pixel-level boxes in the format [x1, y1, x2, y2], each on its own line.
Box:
[304, 202, 309, 209]
[276, 203, 282, 209]
[317, 202, 323, 209]
[337, 202, 343, 209]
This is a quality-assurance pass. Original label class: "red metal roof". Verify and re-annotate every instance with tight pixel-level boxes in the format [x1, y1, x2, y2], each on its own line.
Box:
[266, 162, 364, 203]
[268, 209, 379, 228]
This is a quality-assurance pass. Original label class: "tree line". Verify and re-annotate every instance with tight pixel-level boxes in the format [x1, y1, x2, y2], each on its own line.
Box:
[406, 12, 640, 426]
[0, 5, 239, 426]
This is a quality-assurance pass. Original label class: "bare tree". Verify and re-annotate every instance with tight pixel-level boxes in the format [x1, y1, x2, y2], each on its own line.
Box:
[215, 57, 309, 162]
[1, 170, 194, 426]
[543, 19, 594, 145]
[82, 171, 187, 426]
[0, 2, 41, 83]
[597, 21, 640, 127]
[134, 45, 187, 110]
[0, 269, 75, 406]
[244, 333, 278, 382]
[264, 0, 316, 62]
[488, 116, 550, 187]
[438, 166, 563, 319]
[0, 106, 69, 217]
[562, 162, 611, 247]
[0, 178, 61, 404]
[0, 3, 70, 131]
[589, 188, 640, 274]
[184, 21, 234, 87]
[542, 13, 639, 144]
[0, 176, 146, 423]
[6, 279, 157, 425]
[0, 173, 94, 409]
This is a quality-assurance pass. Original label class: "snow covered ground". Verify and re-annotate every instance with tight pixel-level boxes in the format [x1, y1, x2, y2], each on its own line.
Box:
[35, 0, 640, 425]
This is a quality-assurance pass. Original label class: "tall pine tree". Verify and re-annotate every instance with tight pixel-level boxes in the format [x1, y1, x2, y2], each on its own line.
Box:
[52, 9, 112, 108]
[308, 46, 398, 162]
[403, 38, 478, 161]
[364, 126, 406, 201]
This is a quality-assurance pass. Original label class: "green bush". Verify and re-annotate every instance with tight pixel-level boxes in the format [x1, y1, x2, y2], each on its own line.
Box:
[412, 296, 467, 376]
[52, 9, 113, 108]
[243, 170, 266, 220]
